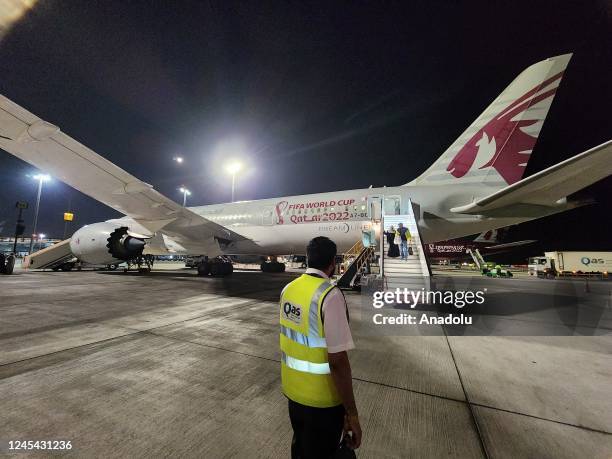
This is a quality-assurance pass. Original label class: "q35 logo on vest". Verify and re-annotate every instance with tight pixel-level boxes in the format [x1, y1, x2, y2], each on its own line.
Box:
[283, 302, 302, 325]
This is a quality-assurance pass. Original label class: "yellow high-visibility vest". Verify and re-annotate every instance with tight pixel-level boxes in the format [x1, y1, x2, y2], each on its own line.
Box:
[280, 274, 342, 408]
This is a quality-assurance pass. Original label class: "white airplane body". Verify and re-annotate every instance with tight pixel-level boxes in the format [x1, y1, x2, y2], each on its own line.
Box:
[1, 53, 611, 268]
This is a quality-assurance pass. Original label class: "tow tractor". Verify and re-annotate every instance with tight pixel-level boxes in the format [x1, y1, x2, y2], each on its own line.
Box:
[483, 264, 514, 278]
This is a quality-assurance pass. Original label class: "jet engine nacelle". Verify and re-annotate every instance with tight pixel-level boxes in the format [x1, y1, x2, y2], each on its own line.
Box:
[70, 222, 146, 265]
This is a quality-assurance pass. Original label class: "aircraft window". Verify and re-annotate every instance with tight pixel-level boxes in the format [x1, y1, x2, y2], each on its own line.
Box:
[361, 205, 366, 210]
[345, 206, 348, 211]
[331, 207, 334, 211]
[298, 209, 302, 214]
[353, 206, 357, 211]
[317, 208, 321, 212]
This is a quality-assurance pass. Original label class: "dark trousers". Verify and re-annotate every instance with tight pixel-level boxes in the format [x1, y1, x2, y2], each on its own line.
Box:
[288, 399, 345, 459]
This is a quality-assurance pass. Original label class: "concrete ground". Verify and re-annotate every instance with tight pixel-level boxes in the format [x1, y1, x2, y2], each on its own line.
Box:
[0, 268, 610, 458]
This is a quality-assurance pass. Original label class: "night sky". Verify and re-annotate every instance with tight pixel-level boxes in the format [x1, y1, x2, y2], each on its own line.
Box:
[0, 1, 610, 259]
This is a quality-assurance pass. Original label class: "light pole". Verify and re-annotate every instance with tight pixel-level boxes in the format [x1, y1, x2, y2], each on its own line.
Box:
[37, 234, 46, 251]
[225, 162, 242, 202]
[28, 174, 50, 254]
[179, 187, 191, 207]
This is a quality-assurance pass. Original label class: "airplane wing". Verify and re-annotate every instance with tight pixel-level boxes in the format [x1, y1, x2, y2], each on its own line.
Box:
[483, 240, 536, 250]
[450, 140, 612, 216]
[0, 94, 251, 252]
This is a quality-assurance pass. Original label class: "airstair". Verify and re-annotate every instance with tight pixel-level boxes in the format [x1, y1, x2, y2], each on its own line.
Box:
[467, 248, 486, 271]
[381, 200, 431, 291]
[23, 239, 77, 271]
[336, 239, 375, 289]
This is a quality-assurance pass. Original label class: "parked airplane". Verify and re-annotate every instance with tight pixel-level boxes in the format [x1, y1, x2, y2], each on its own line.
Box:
[1, 53, 611, 275]
[425, 228, 536, 262]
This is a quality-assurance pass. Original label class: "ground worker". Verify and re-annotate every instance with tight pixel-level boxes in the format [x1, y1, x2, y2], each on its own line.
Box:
[280, 236, 361, 458]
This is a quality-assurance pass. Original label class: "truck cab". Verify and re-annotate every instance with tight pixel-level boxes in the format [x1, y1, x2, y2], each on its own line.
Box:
[528, 256, 551, 276]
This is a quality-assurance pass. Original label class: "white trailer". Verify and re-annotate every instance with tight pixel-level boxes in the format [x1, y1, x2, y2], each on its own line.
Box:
[528, 251, 612, 278]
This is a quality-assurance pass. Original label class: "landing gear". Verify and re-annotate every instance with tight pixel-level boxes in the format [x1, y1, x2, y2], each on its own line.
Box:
[52, 261, 76, 272]
[197, 260, 210, 276]
[0, 254, 16, 275]
[197, 256, 233, 277]
[260, 261, 286, 273]
[124, 254, 155, 273]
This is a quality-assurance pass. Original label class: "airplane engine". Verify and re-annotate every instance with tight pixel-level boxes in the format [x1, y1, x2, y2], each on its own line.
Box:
[70, 222, 146, 265]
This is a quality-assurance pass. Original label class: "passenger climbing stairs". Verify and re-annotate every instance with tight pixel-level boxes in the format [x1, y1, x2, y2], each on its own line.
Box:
[382, 201, 431, 291]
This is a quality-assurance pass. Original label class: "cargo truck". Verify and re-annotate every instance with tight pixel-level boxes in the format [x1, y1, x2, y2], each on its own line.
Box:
[528, 251, 611, 278]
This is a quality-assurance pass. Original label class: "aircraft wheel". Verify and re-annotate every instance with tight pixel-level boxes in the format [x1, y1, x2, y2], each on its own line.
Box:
[197, 261, 211, 276]
[261, 261, 285, 273]
[0, 253, 5, 274]
[223, 262, 233, 275]
[61, 263, 74, 272]
[3, 255, 15, 275]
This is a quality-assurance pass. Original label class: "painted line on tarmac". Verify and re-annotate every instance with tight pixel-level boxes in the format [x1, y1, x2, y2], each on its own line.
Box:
[442, 326, 491, 459]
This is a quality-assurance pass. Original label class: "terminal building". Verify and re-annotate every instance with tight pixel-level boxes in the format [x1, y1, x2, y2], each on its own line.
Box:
[0, 237, 60, 257]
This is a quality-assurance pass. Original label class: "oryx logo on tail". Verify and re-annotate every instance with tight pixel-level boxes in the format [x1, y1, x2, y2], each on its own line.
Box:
[447, 71, 564, 185]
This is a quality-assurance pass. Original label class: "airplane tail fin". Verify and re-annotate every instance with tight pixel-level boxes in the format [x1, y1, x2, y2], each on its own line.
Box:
[410, 54, 572, 188]
[473, 228, 504, 244]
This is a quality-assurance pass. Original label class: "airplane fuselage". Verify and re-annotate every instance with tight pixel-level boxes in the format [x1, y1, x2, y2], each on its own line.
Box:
[118, 182, 573, 257]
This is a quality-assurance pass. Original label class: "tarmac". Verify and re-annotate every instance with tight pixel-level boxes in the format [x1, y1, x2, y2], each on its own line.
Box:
[0, 265, 611, 458]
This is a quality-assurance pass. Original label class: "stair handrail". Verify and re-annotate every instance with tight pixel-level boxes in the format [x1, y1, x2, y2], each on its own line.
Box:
[379, 206, 384, 279]
[344, 239, 364, 258]
[467, 248, 483, 270]
[408, 199, 431, 279]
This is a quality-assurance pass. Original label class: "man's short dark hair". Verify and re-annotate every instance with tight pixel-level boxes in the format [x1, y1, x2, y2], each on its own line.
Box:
[307, 237, 337, 270]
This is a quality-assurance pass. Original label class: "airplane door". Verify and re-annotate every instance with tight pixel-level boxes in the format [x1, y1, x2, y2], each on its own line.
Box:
[262, 207, 275, 225]
[367, 196, 382, 222]
[384, 195, 401, 215]
[364, 196, 382, 247]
